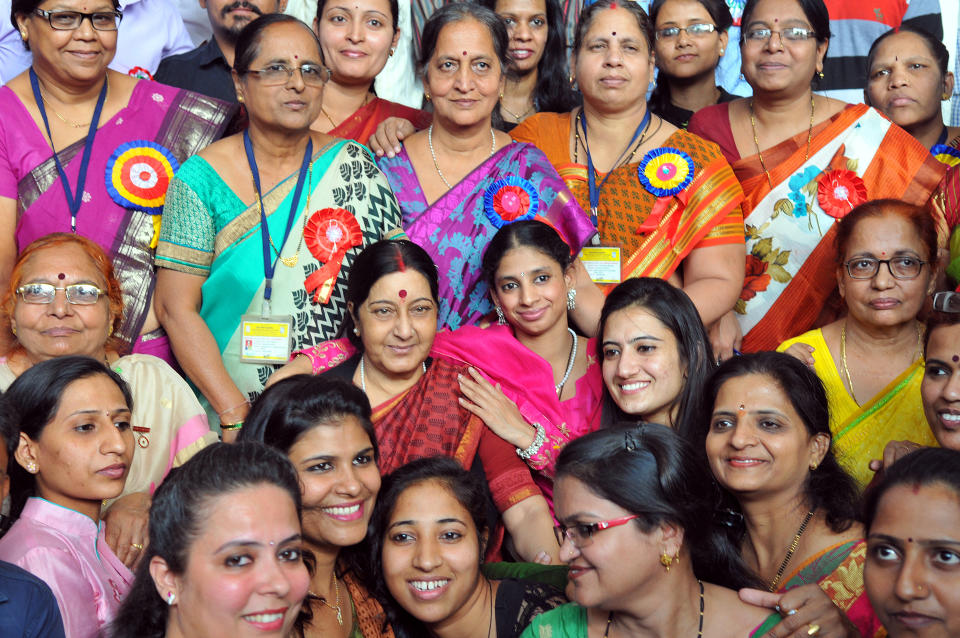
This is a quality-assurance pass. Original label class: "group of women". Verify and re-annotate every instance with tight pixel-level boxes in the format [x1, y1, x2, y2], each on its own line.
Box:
[0, 0, 959, 636]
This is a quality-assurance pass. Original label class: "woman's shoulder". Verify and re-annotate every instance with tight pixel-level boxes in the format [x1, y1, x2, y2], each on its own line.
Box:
[111, 353, 195, 391]
[667, 127, 732, 167]
[776, 327, 826, 352]
[520, 602, 586, 638]
[511, 112, 572, 152]
[705, 584, 778, 636]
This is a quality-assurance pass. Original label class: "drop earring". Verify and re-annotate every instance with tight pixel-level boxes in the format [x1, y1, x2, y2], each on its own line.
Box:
[566, 289, 577, 310]
[495, 306, 506, 325]
[660, 552, 674, 571]
[166, 591, 176, 605]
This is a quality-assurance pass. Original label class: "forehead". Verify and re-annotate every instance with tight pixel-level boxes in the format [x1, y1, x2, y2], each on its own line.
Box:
[324, 0, 392, 14]
[55, 374, 127, 417]
[390, 480, 473, 524]
[553, 475, 625, 520]
[367, 269, 433, 300]
[603, 306, 673, 340]
[715, 373, 795, 412]
[871, 483, 960, 536]
[584, 6, 646, 39]
[654, 0, 713, 24]
[286, 416, 373, 460]
[844, 212, 926, 255]
[434, 17, 498, 56]
[21, 244, 104, 281]
[745, 0, 810, 24]
[495, 0, 547, 14]
[926, 324, 960, 359]
[252, 23, 322, 61]
[193, 484, 300, 550]
[871, 31, 935, 61]
[38, 0, 116, 11]
[497, 245, 560, 273]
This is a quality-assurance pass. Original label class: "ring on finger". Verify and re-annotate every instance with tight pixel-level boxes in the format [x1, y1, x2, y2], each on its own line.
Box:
[131, 542, 144, 550]
[807, 624, 821, 636]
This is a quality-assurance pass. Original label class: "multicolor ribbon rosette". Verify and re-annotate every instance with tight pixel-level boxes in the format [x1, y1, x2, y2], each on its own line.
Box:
[637, 147, 694, 197]
[483, 176, 539, 228]
[816, 169, 867, 219]
[303, 208, 363, 304]
[105, 140, 180, 213]
[932, 144, 960, 168]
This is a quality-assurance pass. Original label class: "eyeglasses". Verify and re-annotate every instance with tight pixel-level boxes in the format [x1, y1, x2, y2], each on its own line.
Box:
[32, 8, 123, 31]
[17, 283, 105, 305]
[554, 514, 639, 548]
[843, 256, 927, 280]
[655, 23, 717, 40]
[743, 27, 816, 44]
[246, 63, 332, 87]
[933, 291, 960, 313]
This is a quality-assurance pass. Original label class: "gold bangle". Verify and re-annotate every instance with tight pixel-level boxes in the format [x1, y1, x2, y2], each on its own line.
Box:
[220, 421, 243, 431]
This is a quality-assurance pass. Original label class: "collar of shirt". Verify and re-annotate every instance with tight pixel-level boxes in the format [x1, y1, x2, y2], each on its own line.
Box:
[197, 37, 230, 69]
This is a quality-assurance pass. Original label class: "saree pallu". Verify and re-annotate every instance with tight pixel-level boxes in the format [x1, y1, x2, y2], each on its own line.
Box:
[779, 329, 938, 487]
[341, 570, 393, 638]
[377, 142, 596, 330]
[709, 103, 946, 352]
[511, 112, 745, 285]
[0, 82, 235, 358]
[156, 139, 402, 405]
[778, 540, 884, 638]
[330, 97, 432, 147]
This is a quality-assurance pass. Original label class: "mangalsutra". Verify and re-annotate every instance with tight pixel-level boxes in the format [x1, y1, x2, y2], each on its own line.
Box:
[840, 321, 922, 405]
[250, 161, 313, 267]
[37, 82, 91, 128]
[767, 510, 815, 591]
[501, 100, 535, 122]
[750, 95, 815, 190]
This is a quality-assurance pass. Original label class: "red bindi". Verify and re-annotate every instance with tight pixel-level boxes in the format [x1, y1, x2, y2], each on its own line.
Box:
[58, 273, 65, 280]
[612, 31, 616, 36]
[399, 289, 407, 300]
[610, 2, 617, 8]
[294, 55, 298, 59]
[462, 51, 467, 56]
[953, 355, 959, 363]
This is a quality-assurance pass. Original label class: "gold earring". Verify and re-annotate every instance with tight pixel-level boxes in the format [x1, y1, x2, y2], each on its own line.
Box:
[389, 47, 395, 57]
[817, 70, 824, 79]
[660, 552, 673, 571]
[943, 93, 950, 100]
[424, 91, 431, 101]
[11, 324, 16, 336]
[810, 461, 818, 470]
[19, 29, 27, 40]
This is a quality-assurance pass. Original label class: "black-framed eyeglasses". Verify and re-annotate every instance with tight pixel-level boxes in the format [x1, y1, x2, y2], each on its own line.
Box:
[32, 8, 122, 31]
[655, 23, 717, 40]
[843, 256, 927, 280]
[17, 283, 105, 305]
[554, 514, 639, 548]
[246, 63, 332, 87]
[743, 27, 815, 44]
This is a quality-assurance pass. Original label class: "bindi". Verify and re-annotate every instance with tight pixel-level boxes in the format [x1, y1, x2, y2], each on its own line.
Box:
[738, 403, 746, 412]
[398, 289, 407, 301]
[462, 51, 467, 56]
[953, 355, 959, 363]
[609, 2, 617, 8]
[612, 31, 616, 36]
[57, 273, 66, 280]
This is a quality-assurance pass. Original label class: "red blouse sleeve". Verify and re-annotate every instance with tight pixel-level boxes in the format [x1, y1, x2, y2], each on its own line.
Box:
[477, 427, 541, 513]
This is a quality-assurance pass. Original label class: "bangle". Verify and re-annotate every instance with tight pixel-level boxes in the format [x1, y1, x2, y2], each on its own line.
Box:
[516, 422, 546, 460]
[217, 400, 250, 418]
[220, 421, 243, 431]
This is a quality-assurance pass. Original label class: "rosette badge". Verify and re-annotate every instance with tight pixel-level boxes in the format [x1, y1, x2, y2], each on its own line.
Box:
[637, 147, 694, 197]
[932, 144, 960, 168]
[105, 141, 180, 212]
[816, 170, 867, 220]
[304, 208, 363, 304]
[483, 176, 540, 228]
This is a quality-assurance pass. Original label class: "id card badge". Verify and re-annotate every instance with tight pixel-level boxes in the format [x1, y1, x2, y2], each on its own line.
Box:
[580, 246, 621, 284]
[240, 314, 293, 364]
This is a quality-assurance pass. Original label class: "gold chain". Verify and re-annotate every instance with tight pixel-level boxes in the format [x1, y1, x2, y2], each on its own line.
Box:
[768, 509, 815, 591]
[250, 159, 313, 268]
[750, 95, 815, 190]
[840, 321, 923, 405]
[319, 92, 370, 131]
[573, 109, 653, 169]
[501, 100, 535, 122]
[37, 82, 91, 128]
[309, 573, 343, 626]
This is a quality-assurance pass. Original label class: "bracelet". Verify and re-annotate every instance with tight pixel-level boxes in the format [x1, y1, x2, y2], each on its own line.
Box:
[217, 400, 250, 418]
[220, 421, 243, 431]
[516, 422, 546, 460]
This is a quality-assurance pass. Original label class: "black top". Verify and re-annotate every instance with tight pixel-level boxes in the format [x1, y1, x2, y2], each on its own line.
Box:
[495, 578, 567, 637]
[155, 38, 237, 104]
[653, 86, 737, 130]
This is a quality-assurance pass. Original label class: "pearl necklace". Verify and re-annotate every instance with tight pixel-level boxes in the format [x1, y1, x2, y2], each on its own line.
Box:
[556, 327, 578, 397]
[359, 355, 427, 394]
[428, 124, 496, 189]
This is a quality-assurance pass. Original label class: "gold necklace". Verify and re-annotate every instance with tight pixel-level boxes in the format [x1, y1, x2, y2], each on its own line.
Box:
[767, 509, 815, 591]
[249, 159, 313, 268]
[309, 573, 343, 626]
[750, 95, 815, 190]
[37, 82, 92, 128]
[320, 93, 371, 131]
[840, 321, 923, 405]
[500, 100, 535, 122]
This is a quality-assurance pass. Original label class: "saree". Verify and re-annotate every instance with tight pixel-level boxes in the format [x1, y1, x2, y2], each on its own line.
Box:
[340, 570, 393, 638]
[0, 81, 235, 360]
[511, 111, 745, 285]
[330, 97, 432, 147]
[688, 103, 947, 352]
[156, 139, 403, 405]
[779, 328, 938, 487]
[377, 142, 596, 330]
[778, 540, 883, 638]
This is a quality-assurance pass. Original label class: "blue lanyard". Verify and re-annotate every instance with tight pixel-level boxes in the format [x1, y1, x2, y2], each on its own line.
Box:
[935, 127, 948, 148]
[29, 68, 108, 233]
[580, 107, 650, 228]
[243, 130, 312, 310]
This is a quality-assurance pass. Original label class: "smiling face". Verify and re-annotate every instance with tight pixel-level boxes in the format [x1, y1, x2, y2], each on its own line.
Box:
[17, 0, 118, 87]
[574, 6, 655, 114]
[495, 0, 548, 75]
[600, 306, 684, 425]
[286, 415, 380, 549]
[653, 0, 727, 81]
[706, 373, 827, 498]
[425, 17, 505, 129]
[352, 269, 437, 378]
[922, 324, 960, 452]
[235, 21, 326, 132]
[381, 480, 486, 627]
[315, 0, 398, 85]
[491, 245, 573, 338]
[12, 243, 115, 364]
[866, 31, 951, 133]
[16, 373, 133, 519]
[158, 484, 310, 638]
[837, 212, 935, 329]
[739, 0, 827, 96]
[865, 482, 960, 638]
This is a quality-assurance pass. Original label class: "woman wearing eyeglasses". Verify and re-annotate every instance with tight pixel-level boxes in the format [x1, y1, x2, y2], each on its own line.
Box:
[778, 199, 939, 487]
[0, 0, 235, 366]
[648, 0, 737, 129]
[155, 14, 401, 437]
[687, 0, 945, 355]
[0, 233, 217, 569]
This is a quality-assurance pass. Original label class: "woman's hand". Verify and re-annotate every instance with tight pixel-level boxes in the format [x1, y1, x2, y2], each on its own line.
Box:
[103, 491, 151, 570]
[265, 354, 313, 388]
[739, 585, 859, 638]
[457, 367, 536, 450]
[369, 117, 417, 158]
[868, 439, 922, 474]
[781, 343, 816, 367]
[709, 310, 743, 363]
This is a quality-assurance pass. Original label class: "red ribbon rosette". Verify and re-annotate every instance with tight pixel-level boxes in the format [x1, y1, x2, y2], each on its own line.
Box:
[816, 170, 867, 220]
[303, 208, 363, 304]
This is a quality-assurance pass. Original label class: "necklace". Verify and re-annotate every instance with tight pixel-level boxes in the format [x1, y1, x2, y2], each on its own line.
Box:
[37, 84, 89, 128]
[249, 154, 313, 267]
[555, 327, 578, 397]
[320, 93, 371, 131]
[750, 95, 815, 189]
[428, 124, 496, 189]
[840, 321, 923, 405]
[309, 573, 343, 626]
[500, 100, 535, 122]
[767, 510, 815, 591]
[604, 579, 703, 637]
[359, 355, 427, 394]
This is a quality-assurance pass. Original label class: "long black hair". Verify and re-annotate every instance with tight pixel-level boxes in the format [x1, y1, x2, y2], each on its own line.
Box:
[863, 447, 960, 532]
[699, 352, 861, 535]
[5, 356, 133, 520]
[110, 442, 303, 638]
[556, 423, 762, 590]
[597, 278, 713, 441]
